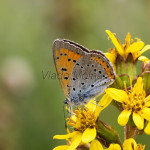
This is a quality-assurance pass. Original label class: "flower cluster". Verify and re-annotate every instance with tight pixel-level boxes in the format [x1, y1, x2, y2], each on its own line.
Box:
[53, 30, 150, 149]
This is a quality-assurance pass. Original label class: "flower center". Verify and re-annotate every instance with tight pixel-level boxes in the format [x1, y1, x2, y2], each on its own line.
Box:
[122, 90, 146, 112]
[68, 108, 96, 132]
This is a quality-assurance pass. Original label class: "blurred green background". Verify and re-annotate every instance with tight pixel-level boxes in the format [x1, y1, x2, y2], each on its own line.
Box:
[0, 0, 150, 149]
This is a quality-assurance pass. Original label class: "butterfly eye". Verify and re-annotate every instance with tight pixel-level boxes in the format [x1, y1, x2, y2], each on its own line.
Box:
[94, 69, 96, 71]
[91, 85, 94, 87]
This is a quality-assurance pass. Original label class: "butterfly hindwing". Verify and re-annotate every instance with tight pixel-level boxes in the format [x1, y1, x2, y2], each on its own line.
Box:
[69, 50, 115, 105]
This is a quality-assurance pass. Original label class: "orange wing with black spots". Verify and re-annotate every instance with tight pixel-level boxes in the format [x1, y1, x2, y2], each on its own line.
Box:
[52, 39, 86, 98]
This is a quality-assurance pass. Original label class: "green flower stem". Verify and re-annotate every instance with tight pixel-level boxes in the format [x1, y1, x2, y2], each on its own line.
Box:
[125, 115, 138, 139]
[96, 119, 122, 149]
[116, 55, 137, 86]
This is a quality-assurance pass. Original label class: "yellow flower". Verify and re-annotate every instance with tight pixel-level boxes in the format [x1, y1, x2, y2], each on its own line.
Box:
[106, 138, 145, 150]
[105, 30, 150, 62]
[105, 77, 150, 132]
[53, 95, 112, 150]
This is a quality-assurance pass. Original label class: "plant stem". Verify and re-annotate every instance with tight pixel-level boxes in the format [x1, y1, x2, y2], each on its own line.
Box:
[124, 124, 138, 140]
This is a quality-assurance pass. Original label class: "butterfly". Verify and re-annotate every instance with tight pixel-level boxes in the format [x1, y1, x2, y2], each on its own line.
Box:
[52, 39, 116, 106]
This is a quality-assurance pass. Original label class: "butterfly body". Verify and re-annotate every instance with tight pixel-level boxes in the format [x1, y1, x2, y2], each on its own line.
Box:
[53, 39, 116, 106]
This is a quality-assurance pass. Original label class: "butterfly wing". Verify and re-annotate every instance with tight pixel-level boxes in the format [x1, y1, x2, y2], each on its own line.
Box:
[69, 50, 116, 105]
[52, 39, 88, 98]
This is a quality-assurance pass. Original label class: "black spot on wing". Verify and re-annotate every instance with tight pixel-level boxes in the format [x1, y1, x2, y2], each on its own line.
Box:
[61, 68, 67, 71]
[64, 77, 68, 80]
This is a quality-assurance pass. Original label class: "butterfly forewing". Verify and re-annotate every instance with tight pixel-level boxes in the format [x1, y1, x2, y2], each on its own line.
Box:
[52, 39, 86, 98]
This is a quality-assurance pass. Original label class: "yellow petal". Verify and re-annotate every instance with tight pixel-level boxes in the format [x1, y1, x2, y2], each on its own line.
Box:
[53, 131, 77, 140]
[107, 144, 121, 150]
[125, 41, 144, 56]
[105, 30, 124, 57]
[144, 122, 150, 135]
[105, 52, 116, 64]
[133, 112, 144, 130]
[145, 96, 150, 107]
[141, 107, 150, 121]
[123, 138, 137, 150]
[53, 145, 69, 150]
[125, 32, 131, 46]
[68, 132, 82, 150]
[118, 109, 131, 126]
[146, 94, 150, 100]
[82, 127, 96, 143]
[145, 101, 150, 107]
[133, 77, 143, 91]
[90, 139, 103, 150]
[138, 45, 150, 56]
[138, 56, 150, 63]
[95, 94, 112, 118]
[105, 88, 127, 103]
[85, 99, 96, 112]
